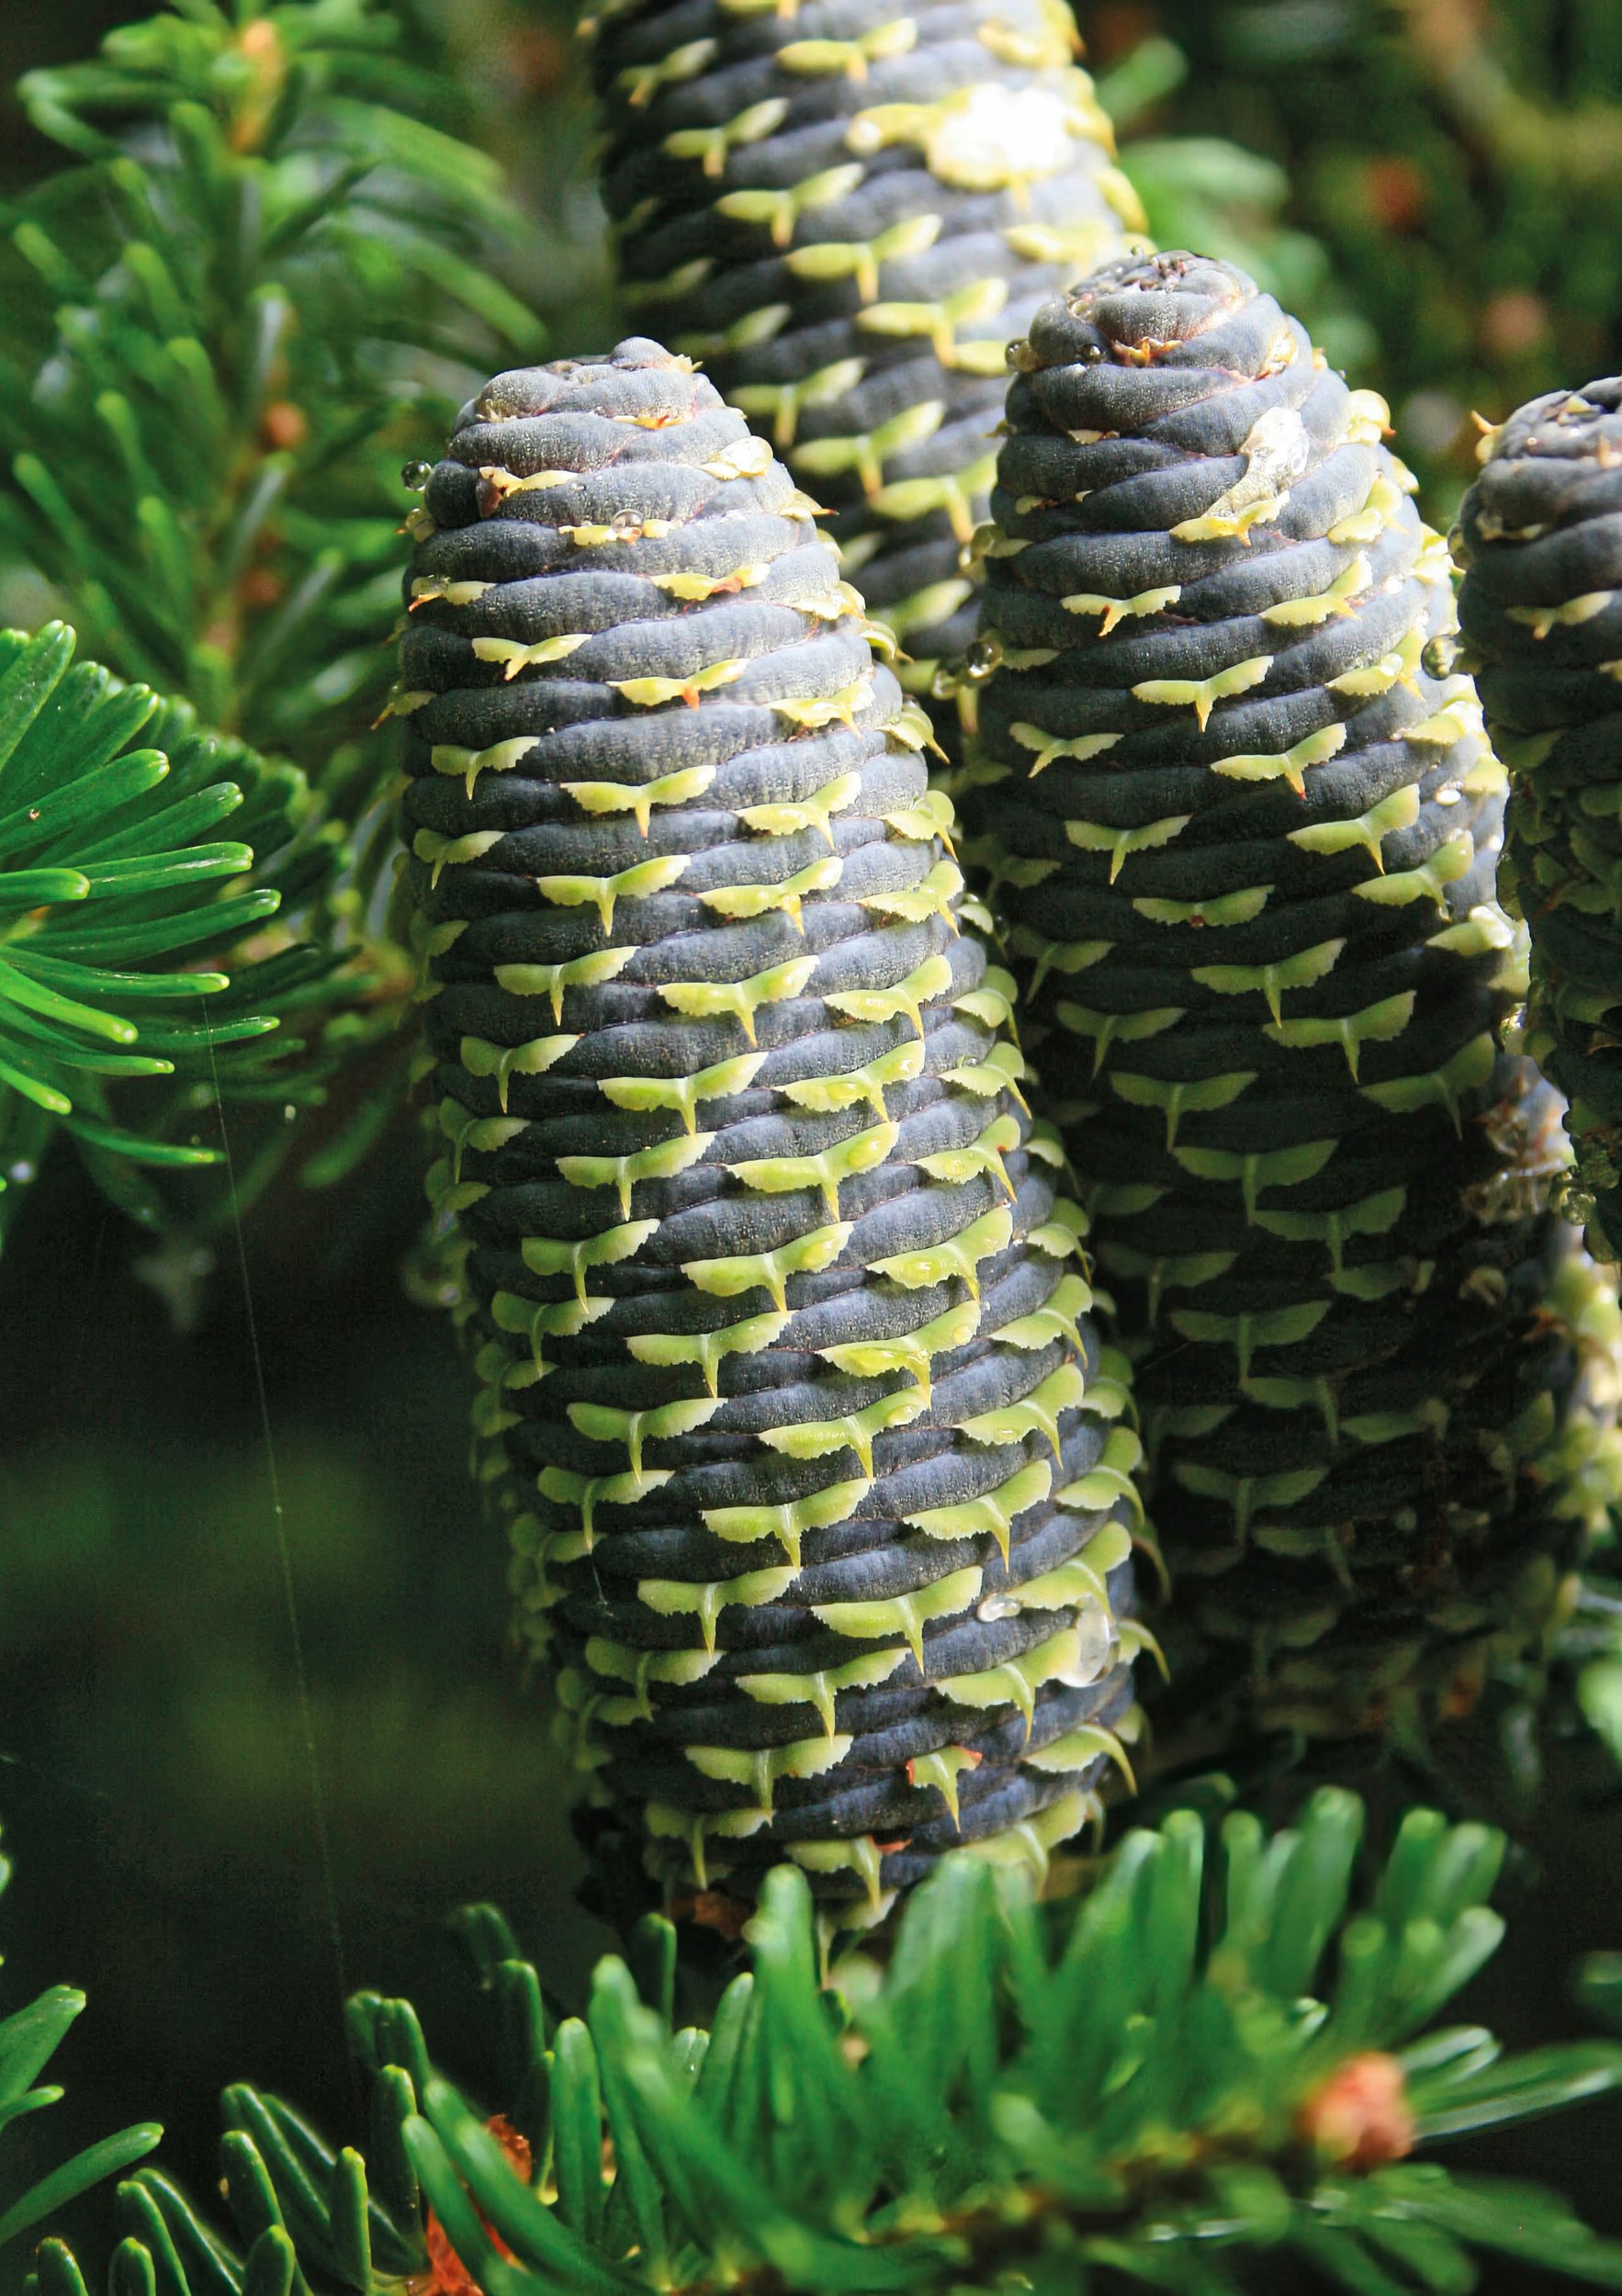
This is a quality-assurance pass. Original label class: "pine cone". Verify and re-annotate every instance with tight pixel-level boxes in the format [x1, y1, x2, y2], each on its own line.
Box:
[584, 0, 1142, 738]
[398, 336, 1143, 1931]
[1458, 378, 1622, 1266]
[958, 252, 1622, 1744]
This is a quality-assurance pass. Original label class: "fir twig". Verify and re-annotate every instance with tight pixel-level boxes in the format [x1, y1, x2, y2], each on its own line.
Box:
[3, 0, 542, 787]
[0, 0, 549, 1224]
[0, 620, 347, 1246]
[29, 1793, 1622, 2296]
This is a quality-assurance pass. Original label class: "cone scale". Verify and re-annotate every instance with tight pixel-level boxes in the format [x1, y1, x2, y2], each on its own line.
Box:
[585, 0, 1143, 727]
[957, 253, 1621, 1742]
[398, 337, 1143, 1930]
[1458, 379, 1622, 1266]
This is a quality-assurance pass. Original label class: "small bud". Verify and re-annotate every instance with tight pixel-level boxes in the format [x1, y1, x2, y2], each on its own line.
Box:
[261, 400, 308, 452]
[240, 567, 285, 610]
[1297, 2054, 1414, 2171]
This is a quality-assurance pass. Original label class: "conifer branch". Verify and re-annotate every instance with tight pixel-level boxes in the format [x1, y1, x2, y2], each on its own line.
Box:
[2, 0, 542, 787]
[26, 1794, 1622, 2296]
[0, 1, 549, 1230]
[0, 620, 348, 1244]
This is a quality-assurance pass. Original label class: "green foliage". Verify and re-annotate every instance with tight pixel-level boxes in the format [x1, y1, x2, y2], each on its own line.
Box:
[0, 0, 551, 1240]
[29, 1793, 1622, 2296]
[0, 620, 354, 1244]
[0, 0, 541, 798]
[0, 1831, 161, 2266]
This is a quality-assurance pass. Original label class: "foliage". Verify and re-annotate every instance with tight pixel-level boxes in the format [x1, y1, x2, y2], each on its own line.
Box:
[0, 0, 549, 1242]
[0, 620, 349, 1247]
[0, 0, 540, 793]
[0, 1830, 161, 2268]
[423, 2, 614, 360]
[24, 1791, 1622, 2296]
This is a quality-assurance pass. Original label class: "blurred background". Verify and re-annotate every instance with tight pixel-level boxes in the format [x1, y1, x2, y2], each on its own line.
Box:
[6, 1, 1622, 2288]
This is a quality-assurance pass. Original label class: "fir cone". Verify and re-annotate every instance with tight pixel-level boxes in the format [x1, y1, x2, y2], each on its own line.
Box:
[957, 252, 1622, 1746]
[584, 0, 1143, 734]
[397, 337, 1144, 1933]
[1457, 378, 1622, 1266]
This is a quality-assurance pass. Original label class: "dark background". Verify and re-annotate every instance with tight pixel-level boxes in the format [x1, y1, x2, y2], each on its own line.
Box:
[6, 1, 1622, 2288]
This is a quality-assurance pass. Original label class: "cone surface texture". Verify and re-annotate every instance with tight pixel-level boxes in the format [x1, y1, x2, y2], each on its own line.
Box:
[586, 0, 1142, 727]
[1458, 377, 1622, 1266]
[400, 336, 1141, 1928]
[958, 252, 1621, 1742]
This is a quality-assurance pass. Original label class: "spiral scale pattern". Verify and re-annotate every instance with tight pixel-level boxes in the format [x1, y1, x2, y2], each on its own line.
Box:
[1459, 379, 1622, 1266]
[585, 0, 1142, 724]
[398, 338, 1143, 1930]
[958, 253, 1621, 1739]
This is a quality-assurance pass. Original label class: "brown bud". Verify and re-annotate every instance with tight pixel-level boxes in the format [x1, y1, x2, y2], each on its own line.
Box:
[1364, 157, 1427, 234]
[240, 568, 286, 610]
[1298, 2052, 1415, 2171]
[261, 400, 308, 452]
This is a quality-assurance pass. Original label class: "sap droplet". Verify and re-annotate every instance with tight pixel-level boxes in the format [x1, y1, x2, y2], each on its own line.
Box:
[1421, 635, 1459, 680]
[400, 461, 434, 491]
